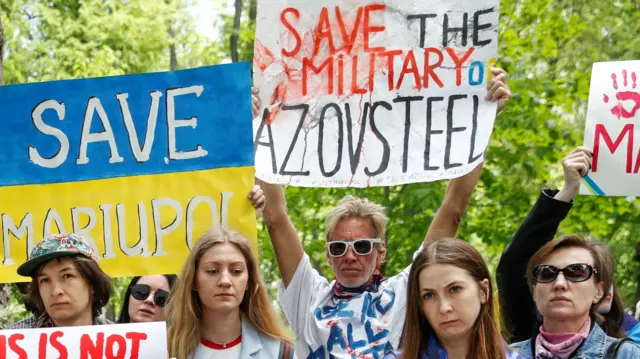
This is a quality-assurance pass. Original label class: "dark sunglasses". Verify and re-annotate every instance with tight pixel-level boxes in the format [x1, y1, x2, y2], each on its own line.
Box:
[130, 284, 170, 307]
[533, 263, 599, 283]
[326, 238, 381, 257]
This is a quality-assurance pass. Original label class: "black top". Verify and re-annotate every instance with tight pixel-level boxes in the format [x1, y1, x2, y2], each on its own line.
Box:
[497, 188, 573, 343]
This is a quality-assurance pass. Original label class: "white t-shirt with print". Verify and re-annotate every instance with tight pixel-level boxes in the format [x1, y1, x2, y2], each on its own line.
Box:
[192, 341, 242, 359]
[278, 249, 418, 359]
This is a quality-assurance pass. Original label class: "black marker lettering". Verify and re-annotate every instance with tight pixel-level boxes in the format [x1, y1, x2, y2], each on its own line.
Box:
[364, 101, 391, 176]
[393, 96, 424, 173]
[442, 13, 468, 47]
[424, 97, 444, 170]
[473, 8, 495, 46]
[345, 102, 369, 175]
[406, 14, 437, 47]
[279, 104, 311, 176]
[253, 108, 278, 174]
[318, 103, 343, 177]
[468, 95, 483, 163]
[445, 95, 467, 169]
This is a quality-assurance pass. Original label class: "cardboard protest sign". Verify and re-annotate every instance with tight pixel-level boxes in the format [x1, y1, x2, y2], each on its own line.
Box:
[0, 63, 256, 283]
[581, 60, 640, 197]
[253, 0, 500, 187]
[0, 322, 166, 358]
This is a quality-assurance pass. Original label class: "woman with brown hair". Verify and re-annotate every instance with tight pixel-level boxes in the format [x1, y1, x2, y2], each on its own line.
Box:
[384, 238, 527, 359]
[167, 227, 294, 359]
[12, 233, 113, 329]
[509, 235, 640, 358]
[497, 147, 639, 343]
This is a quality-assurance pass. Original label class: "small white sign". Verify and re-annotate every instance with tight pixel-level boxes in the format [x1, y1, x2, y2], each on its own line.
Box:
[0, 322, 168, 358]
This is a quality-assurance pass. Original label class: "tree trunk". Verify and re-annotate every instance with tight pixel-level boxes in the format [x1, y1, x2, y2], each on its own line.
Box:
[168, 25, 178, 71]
[248, 0, 257, 26]
[0, 14, 13, 329]
[230, 0, 243, 62]
[166, 0, 178, 71]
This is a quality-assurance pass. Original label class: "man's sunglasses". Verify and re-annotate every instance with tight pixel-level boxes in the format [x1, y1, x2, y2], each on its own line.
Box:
[326, 238, 381, 257]
[532, 263, 599, 283]
[130, 284, 170, 308]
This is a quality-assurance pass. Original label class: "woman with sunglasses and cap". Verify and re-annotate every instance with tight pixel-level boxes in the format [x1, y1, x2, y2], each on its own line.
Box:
[509, 235, 640, 358]
[117, 275, 177, 324]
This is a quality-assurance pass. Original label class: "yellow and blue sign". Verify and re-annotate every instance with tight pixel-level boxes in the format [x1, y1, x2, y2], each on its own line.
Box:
[0, 63, 256, 282]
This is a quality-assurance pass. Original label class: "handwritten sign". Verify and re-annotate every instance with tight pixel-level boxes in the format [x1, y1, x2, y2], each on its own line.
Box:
[581, 60, 640, 197]
[253, 0, 500, 187]
[0, 63, 257, 283]
[0, 322, 166, 358]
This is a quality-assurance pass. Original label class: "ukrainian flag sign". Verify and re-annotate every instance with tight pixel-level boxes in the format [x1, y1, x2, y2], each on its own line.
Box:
[0, 63, 256, 283]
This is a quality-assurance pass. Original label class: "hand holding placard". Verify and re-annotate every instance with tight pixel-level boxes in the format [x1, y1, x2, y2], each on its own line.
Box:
[487, 68, 511, 113]
[555, 147, 593, 203]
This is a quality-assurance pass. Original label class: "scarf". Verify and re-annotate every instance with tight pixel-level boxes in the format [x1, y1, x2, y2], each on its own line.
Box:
[332, 270, 385, 299]
[535, 317, 590, 359]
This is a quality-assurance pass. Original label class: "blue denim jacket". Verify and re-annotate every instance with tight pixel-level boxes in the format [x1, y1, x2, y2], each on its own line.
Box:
[627, 322, 640, 344]
[510, 323, 640, 358]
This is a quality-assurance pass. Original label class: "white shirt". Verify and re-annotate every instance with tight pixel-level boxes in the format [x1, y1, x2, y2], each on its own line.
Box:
[278, 250, 418, 359]
[192, 339, 242, 359]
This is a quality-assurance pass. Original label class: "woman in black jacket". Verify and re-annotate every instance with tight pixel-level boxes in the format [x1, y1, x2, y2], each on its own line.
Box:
[496, 146, 638, 343]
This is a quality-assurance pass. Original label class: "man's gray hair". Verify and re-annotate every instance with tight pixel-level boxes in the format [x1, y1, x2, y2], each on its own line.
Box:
[325, 195, 389, 242]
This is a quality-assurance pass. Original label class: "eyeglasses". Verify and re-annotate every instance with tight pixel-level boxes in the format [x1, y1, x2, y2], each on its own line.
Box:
[532, 263, 599, 283]
[130, 284, 170, 307]
[326, 238, 382, 257]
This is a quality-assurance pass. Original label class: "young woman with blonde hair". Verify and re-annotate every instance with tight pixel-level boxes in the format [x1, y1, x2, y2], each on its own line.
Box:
[167, 227, 294, 359]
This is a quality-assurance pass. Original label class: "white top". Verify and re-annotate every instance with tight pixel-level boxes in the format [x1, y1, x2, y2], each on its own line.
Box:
[278, 249, 419, 359]
[193, 341, 242, 359]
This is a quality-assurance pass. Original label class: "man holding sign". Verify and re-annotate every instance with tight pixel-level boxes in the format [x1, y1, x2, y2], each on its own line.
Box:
[257, 70, 509, 358]
[252, 0, 510, 356]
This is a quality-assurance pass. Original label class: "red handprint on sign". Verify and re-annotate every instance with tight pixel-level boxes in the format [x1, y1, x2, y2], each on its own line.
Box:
[603, 70, 639, 119]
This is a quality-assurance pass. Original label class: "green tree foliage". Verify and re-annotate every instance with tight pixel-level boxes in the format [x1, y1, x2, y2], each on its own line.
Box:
[211, 0, 640, 307]
[1, 0, 639, 327]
